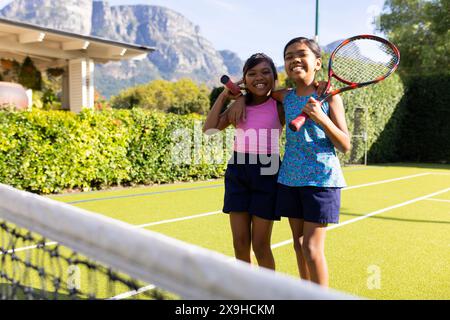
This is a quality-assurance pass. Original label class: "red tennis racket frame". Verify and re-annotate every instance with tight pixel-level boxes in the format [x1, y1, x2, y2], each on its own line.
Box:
[289, 35, 400, 132]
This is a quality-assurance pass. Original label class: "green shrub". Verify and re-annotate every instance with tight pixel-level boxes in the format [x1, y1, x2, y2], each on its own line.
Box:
[399, 74, 450, 163]
[0, 109, 230, 193]
[371, 74, 450, 163]
[340, 73, 406, 164]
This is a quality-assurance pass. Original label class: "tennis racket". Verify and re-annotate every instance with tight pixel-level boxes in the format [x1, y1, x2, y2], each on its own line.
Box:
[289, 35, 400, 132]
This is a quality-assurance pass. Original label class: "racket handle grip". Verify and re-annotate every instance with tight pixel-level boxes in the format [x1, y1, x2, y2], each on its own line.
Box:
[289, 113, 308, 132]
[220, 75, 241, 96]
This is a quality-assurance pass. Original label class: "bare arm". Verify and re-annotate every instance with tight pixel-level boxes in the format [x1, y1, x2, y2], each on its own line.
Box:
[325, 95, 351, 153]
[217, 108, 232, 131]
[276, 102, 286, 127]
[271, 81, 328, 102]
[303, 95, 351, 153]
[271, 88, 288, 103]
[203, 90, 233, 135]
[226, 95, 247, 126]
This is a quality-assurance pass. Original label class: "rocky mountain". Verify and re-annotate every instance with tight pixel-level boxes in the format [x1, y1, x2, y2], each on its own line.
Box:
[0, 0, 93, 35]
[0, 0, 243, 97]
[219, 50, 244, 76]
[322, 39, 344, 54]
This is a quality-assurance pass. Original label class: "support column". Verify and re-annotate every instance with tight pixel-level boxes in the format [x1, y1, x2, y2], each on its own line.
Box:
[68, 58, 94, 113]
[61, 65, 69, 110]
[87, 58, 94, 110]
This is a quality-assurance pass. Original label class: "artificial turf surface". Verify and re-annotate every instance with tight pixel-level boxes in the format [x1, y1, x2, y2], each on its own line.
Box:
[3, 163, 449, 299]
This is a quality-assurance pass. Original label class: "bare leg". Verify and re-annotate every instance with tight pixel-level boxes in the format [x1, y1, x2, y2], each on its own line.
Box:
[229, 212, 252, 263]
[288, 218, 310, 280]
[251, 216, 275, 270]
[302, 221, 329, 287]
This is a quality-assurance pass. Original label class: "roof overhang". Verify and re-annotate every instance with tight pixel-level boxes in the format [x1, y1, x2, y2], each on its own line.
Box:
[0, 17, 155, 69]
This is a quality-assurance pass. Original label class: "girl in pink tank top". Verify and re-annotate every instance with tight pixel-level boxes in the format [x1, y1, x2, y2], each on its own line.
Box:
[203, 53, 284, 270]
[234, 97, 282, 154]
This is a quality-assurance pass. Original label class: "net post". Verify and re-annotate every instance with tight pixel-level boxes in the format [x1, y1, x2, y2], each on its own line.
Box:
[364, 105, 368, 166]
[349, 106, 368, 166]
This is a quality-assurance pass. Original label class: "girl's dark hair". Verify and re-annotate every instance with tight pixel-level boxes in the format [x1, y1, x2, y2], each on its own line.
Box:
[283, 37, 322, 59]
[242, 53, 277, 104]
[243, 53, 278, 80]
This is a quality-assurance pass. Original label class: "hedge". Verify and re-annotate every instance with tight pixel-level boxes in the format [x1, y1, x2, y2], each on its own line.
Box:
[370, 74, 450, 163]
[0, 109, 232, 194]
[340, 73, 406, 164]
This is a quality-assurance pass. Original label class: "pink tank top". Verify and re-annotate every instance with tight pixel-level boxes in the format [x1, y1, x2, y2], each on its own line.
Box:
[234, 98, 282, 154]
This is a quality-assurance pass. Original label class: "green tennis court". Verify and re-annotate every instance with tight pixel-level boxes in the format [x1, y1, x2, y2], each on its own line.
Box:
[48, 163, 450, 300]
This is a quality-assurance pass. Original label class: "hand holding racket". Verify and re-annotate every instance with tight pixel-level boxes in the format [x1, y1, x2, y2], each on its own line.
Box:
[289, 35, 400, 132]
[220, 75, 242, 96]
[301, 96, 329, 124]
[219, 75, 247, 125]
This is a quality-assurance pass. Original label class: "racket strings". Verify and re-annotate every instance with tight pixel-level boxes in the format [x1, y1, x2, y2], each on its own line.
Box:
[332, 39, 398, 84]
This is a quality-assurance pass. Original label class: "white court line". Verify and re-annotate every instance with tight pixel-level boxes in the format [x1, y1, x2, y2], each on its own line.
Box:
[425, 198, 450, 203]
[135, 211, 222, 228]
[134, 172, 433, 228]
[0, 241, 57, 255]
[107, 284, 156, 300]
[271, 187, 450, 250]
[342, 172, 431, 191]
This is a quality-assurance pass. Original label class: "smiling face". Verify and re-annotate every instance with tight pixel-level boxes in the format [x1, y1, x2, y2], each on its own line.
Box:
[244, 61, 275, 99]
[284, 42, 322, 84]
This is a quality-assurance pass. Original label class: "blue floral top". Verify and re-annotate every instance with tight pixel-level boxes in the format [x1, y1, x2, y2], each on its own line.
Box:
[278, 90, 346, 188]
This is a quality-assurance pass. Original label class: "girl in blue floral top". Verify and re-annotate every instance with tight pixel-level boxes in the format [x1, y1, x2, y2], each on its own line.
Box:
[274, 37, 351, 287]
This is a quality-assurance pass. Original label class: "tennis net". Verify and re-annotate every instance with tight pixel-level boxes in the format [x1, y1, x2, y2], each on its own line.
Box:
[0, 183, 356, 300]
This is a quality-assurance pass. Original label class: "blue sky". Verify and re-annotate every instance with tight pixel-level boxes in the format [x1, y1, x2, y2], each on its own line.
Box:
[0, 0, 386, 65]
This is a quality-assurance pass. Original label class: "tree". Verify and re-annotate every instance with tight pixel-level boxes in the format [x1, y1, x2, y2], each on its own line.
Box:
[169, 79, 210, 115]
[378, 0, 449, 77]
[208, 86, 226, 110]
[110, 78, 210, 115]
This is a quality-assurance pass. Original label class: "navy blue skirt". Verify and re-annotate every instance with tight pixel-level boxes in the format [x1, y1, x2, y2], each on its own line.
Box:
[223, 152, 280, 221]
